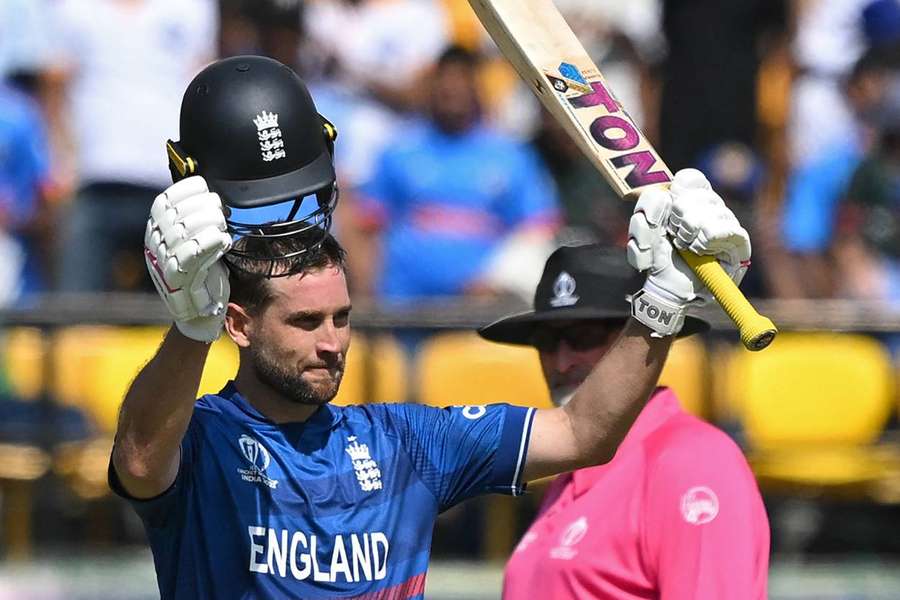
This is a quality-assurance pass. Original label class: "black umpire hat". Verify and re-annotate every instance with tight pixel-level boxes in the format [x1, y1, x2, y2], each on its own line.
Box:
[478, 244, 709, 345]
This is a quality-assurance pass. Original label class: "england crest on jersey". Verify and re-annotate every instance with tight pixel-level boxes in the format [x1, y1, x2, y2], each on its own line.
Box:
[346, 437, 382, 493]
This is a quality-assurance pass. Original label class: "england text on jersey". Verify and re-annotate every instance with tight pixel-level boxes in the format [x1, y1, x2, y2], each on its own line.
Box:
[248, 527, 389, 584]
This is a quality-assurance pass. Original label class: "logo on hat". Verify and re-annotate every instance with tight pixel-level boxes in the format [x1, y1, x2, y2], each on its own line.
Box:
[253, 110, 286, 162]
[549, 271, 579, 307]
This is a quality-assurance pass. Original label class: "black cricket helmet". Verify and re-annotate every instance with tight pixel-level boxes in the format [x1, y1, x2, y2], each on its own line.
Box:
[166, 55, 338, 274]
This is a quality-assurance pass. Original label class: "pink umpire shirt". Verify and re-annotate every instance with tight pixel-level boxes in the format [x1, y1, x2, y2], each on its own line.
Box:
[503, 388, 769, 599]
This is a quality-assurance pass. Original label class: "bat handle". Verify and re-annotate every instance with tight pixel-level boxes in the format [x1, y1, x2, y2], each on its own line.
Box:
[678, 249, 777, 351]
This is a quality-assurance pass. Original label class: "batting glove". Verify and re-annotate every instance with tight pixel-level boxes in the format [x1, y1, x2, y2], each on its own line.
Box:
[626, 169, 751, 336]
[144, 177, 233, 343]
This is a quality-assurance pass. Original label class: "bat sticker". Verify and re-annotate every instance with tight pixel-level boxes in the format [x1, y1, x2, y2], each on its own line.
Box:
[545, 74, 569, 93]
[556, 62, 592, 94]
[558, 62, 586, 84]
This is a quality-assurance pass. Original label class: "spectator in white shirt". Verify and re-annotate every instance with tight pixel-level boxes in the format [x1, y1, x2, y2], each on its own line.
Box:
[46, 0, 217, 291]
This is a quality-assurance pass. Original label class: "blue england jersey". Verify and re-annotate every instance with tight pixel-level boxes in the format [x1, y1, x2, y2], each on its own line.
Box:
[109, 383, 536, 599]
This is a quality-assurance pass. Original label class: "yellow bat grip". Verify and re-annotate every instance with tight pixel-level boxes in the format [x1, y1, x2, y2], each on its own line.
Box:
[678, 250, 777, 351]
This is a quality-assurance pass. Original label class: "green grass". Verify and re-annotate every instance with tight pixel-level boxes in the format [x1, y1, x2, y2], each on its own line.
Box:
[0, 552, 899, 599]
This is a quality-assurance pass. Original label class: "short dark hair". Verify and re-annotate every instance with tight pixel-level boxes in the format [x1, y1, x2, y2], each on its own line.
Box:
[227, 228, 347, 315]
[436, 44, 480, 70]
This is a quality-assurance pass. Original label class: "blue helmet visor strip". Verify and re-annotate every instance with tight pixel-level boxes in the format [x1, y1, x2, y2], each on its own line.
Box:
[223, 184, 338, 277]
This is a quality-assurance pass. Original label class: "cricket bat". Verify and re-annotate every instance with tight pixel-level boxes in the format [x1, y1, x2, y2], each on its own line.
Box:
[467, 0, 776, 350]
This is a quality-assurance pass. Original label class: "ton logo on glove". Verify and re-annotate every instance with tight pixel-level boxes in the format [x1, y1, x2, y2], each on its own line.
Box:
[631, 294, 677, 328]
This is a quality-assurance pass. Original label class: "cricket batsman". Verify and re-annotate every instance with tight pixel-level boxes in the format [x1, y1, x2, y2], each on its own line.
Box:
[109, 55, 754, 599]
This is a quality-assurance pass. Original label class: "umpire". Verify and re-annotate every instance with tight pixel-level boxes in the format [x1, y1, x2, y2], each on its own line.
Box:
[480, 245, 770, 599]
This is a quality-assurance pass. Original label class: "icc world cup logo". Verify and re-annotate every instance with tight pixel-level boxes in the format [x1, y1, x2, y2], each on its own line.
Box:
[681, 486, 719, 525]
[239, 435, 271, 472]
[550, 271, 579, 307]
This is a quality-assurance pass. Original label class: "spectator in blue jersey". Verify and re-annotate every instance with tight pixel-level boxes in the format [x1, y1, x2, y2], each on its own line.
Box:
[111, 55, 752, 600]
[0, 81, 54, 303]
[781, 43, 900, 297]
[831, 41, 900, 305]
[348, 45, 559, 302]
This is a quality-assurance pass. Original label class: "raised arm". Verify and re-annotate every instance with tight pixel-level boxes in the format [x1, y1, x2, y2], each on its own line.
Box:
[523, 170, 751, 481]
[524, 319, 670, 481]
[111, 177, 232, 499]
[113, 328, 213, 498]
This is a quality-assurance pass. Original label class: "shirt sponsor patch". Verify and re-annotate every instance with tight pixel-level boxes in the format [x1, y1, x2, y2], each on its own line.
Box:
[680, 486, 719, 525]
[238, 435, 279, 489]
[461, 406, 487, 420]
[549, 516, 588, 560]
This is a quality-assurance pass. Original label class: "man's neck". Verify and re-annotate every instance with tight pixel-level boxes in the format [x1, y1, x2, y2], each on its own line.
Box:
[233, 367, 320, 424]
[431, 118, 478, 138]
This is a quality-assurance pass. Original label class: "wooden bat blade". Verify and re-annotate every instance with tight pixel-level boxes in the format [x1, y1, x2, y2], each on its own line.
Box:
[468, 0, 777, 350]
[467, 0, 671, 200]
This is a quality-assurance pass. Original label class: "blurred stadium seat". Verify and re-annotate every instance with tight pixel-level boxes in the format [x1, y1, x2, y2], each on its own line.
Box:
[658, 337, 709, 418]
[441, 0, 481, 49]
[0, 443, 51, 560]
[722, 333, 899, 494]
[3, 327, 58, 401]
[333, 334, 408, 406]
[0, 328, 66, 558]
[0, 326, 240, 504]
[416, 331, 551, 410]
[2, 326, 239, 433]
[62, 326, 234, 434]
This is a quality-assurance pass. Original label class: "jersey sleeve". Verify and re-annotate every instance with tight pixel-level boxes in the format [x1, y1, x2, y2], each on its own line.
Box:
[642, 428, 770, 600]
[108, 419, 199, 530]
[376, 403, 536, 511]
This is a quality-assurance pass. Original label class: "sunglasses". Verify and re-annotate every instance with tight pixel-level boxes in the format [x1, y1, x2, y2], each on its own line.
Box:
[530, 321, 624, 354]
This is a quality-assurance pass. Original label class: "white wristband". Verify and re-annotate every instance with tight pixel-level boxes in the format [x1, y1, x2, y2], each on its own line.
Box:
[629, 289, 686, 337]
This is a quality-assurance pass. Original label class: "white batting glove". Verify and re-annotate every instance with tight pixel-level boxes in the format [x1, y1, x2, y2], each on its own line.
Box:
[626, 169, 751, 336]
[144, 177, 233, 343]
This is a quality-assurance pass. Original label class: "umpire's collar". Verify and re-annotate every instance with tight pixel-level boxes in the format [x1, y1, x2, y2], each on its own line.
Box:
[571, 388, 682, 498]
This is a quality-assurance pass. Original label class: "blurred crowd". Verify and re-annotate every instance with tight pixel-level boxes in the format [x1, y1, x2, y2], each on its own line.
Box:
[3, 0, 900, 309]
